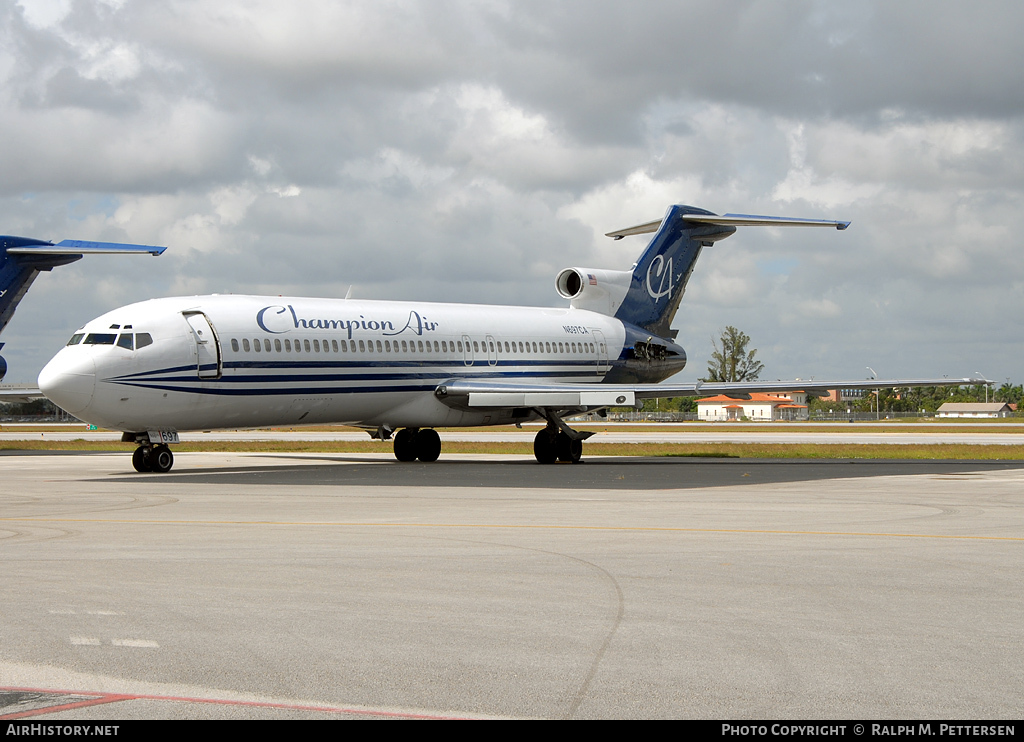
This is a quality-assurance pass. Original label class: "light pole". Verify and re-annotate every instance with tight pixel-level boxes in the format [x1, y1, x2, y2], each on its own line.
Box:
[867, 367, 879, 420]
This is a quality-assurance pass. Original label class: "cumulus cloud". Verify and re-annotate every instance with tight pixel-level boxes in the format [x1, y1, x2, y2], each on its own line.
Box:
[1, 0, 1023, 384]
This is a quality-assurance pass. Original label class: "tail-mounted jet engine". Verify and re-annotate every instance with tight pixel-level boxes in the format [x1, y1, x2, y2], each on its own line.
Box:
[554, 267, 632, 316]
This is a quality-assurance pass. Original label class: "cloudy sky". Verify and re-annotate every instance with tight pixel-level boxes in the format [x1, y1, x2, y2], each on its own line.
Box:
[2, 0, 1022, 385]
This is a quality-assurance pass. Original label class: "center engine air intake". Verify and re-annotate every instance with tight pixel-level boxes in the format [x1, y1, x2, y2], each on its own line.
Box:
[554, 268, 633, 316]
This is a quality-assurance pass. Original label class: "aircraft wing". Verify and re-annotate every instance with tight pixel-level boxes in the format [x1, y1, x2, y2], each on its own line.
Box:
[0, 385, 44, 404]
[434, 376, 990, 410]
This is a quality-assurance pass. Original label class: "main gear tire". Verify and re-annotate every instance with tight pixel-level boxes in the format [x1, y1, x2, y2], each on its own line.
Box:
[555, 432, 583, 464]
[394, 428, 418, 462]
[415, 429, 441, 462]
[533, 429, 558, 464]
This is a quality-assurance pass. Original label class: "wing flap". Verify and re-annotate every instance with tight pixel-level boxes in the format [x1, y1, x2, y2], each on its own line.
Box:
[467, 390, 636, 407]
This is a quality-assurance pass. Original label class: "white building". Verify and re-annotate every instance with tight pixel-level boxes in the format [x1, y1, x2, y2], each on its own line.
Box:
[698, 393, 808, 421]
[936, 402, 1013, 418]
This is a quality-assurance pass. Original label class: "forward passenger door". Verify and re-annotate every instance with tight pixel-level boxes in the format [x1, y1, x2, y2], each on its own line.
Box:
[183, 311, 222, 379]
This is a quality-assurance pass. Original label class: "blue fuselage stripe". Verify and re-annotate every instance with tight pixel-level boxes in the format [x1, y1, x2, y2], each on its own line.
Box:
[103, 359, 601, 397]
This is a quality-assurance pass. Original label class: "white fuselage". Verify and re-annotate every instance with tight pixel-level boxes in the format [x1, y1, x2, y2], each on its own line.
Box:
[39, 295, 628, 433]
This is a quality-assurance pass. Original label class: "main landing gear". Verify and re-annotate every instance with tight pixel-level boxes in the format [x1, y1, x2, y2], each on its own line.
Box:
[132, 443, 174, 473]
[393, 428, 442, 462]
[532, 411, 594, 464]
[388, 414, 592, 465]
[533, 427, 583, 464]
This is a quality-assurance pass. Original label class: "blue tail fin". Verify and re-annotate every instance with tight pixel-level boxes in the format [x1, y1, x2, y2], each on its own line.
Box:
[0, 236, 167, 335]
[0, 237, 82, 336]
[612, 205, 736, 339]
[610, 205, 850, 339]
[0, 235, 166, 380]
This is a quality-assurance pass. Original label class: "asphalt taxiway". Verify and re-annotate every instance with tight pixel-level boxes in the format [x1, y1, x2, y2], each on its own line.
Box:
[1, 451, 1022, 719]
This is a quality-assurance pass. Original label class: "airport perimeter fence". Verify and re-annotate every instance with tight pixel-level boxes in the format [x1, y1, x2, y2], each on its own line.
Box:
[0, 410, 83, 424]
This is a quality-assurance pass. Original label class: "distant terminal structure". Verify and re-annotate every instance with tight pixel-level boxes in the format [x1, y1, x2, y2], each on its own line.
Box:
[936, 402, 1014, 418]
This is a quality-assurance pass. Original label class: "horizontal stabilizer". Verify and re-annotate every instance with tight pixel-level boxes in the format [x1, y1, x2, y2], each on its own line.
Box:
[8, 240, 166, 256]
[605, 212, 849, 239]
[605, 219, 663, 240]
[685, 214, 850, 230]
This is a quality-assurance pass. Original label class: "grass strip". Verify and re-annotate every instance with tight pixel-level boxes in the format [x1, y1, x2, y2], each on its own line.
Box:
[3, 439, 1024, 459]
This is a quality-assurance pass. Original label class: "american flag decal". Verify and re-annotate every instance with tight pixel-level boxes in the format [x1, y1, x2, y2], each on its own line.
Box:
[588, 274, 597, 285]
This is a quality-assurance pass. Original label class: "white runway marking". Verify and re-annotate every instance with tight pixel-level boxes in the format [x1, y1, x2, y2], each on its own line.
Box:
[111, 639, 159, 648]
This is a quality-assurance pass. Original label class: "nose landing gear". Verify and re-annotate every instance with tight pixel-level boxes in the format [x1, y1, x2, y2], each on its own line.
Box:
[125, 432, 177, 473]
[131, 443, 174, 473]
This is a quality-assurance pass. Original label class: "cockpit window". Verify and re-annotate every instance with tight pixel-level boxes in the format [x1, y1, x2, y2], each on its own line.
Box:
[117, 334, 134, 350]
[136, 333, 153, 349]
[83, 333, 117, 345]
[66, 333, 84, 346]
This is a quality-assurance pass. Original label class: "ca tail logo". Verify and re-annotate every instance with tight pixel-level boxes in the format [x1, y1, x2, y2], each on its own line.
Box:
[645, 255, 673, 302]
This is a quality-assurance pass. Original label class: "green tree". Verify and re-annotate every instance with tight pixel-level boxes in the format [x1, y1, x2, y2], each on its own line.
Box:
[996, 383, 1023, 405]
[639, 397, 698, 413]
[704, 326, 764, 382]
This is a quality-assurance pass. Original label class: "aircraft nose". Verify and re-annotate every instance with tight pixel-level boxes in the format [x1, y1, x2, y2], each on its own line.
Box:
[38, 351, 96, 416]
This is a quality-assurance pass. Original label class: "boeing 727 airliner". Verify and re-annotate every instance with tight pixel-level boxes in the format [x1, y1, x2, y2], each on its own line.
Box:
[38, 205, 984, 472]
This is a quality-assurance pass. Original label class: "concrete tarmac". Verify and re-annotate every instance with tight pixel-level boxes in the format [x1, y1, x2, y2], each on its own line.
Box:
[1, 451, 1023, 719]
